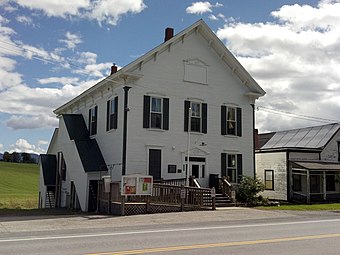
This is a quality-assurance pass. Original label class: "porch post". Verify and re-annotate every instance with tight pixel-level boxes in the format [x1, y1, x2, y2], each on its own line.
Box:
[323, 171, 327, 201]
[306, 170, 310, 204]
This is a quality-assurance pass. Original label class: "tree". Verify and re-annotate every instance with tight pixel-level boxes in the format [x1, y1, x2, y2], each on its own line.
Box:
[10, 152, 21, 163]
[3, 151, 10, 162]
[236, 175, 265, 206]
[21, 152, 32, 163]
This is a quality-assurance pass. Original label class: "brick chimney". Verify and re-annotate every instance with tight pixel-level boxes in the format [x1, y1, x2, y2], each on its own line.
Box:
[110, 64, 117, 75]
[164, 27, 174, 42]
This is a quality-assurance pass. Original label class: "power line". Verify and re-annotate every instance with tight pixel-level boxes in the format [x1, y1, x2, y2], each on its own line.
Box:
[256, 105, 339, 124]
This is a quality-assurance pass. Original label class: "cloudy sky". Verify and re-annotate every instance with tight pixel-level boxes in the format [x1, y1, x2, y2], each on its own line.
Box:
[0, 0, 339, 154]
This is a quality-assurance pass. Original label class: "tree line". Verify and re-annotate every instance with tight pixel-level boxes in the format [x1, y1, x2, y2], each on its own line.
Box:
[2, 152, 37, 163]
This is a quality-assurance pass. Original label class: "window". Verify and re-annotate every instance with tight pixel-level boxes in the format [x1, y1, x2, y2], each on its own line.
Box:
[310, 175, 320, 193]
[293, 174, 302, 191]
[88, 106, 97, 136]
[184, 100, 207, 133]
[227, 154, 237, 182]
[338, 142, 340, 162]
[143, 96, 169, 130]
[191, 102, 201, 132]
[265, 170, 274, 190]
[221, 105, 242, 136]
[151, 97, 162, 129]
[57, 152, 67, 181]
[221, 153, 242, 183]
[326, 174, 336, 191]
[106, 97, 118, 131]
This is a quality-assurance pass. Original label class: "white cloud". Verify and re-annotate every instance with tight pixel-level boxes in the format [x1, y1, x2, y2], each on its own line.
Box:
[37, 77, 79, 86]
[16, 15, 34, 26]
[59, 32, 83, 49]
[6, 115, 58, 130]
[0, 144, 3, 151]
[216, 1, 340, 132]
[13, 0, 90, 17]
[186, 2, 213, 14]
[10, 138, 46, 154]
[6, 0, 147, 26]
[38, 140, 49, 146]
[186, 2, 223, 15]
[87, 0, 147, 26]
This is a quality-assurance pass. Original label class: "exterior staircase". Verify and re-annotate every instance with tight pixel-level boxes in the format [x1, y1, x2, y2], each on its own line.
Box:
[215, 193, 233, 207]
[45, 191, 56, 208]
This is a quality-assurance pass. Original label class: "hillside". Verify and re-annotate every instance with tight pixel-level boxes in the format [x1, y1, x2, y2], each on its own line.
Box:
[0, 161, 39, 209]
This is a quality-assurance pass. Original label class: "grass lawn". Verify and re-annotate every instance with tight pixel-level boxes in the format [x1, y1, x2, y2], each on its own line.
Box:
[258, 203, 340, 211]
[0, 161, 39, 209]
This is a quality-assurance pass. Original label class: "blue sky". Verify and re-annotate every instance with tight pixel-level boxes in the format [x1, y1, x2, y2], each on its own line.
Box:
[0, 0, 339, 154]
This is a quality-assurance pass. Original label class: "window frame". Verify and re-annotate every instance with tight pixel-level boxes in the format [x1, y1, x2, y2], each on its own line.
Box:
[89, 106, 97, 136]
[107, 97, 118, 131]
[190, 102, 201, 132]
[227, 154, 237, 183]
[150, 97, 163, 129]
[264, 170, 274, 190]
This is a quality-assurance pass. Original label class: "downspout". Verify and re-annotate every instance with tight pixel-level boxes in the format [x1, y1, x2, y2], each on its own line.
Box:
[122, 86, 131, 176]
[251, 104, 256, 178]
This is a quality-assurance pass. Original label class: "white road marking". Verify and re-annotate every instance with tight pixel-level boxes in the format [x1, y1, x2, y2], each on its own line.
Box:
[1, 218, 340, 243]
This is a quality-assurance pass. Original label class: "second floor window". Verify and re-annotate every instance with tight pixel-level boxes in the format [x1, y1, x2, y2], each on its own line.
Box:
[221, 105, 242, 136]
[89, 106, 97, 136]
[107, 97, 118, 131]
[184, 100, 207, 133]
[143, 95, 169, 130]
[151, 97, 162, 129]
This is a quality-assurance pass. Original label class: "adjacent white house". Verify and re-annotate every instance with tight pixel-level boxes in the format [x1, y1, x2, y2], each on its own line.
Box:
[39, 20, 265, 212]
[256, 123, 340, 203]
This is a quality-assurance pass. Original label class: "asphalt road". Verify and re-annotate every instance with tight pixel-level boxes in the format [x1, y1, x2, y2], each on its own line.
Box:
[1, 208, 340, 254]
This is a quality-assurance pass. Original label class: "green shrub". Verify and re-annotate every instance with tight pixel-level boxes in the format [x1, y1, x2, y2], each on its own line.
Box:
[237, 175, 265, 206]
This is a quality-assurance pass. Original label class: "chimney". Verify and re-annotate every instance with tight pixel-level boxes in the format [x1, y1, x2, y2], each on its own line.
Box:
[164, 27, 174, 42]
[110, 64, 117, 75]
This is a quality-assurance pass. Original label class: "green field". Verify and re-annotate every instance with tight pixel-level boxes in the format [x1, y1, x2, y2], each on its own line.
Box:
[0, 161, 39, 209]
[258, 203, 340, 211]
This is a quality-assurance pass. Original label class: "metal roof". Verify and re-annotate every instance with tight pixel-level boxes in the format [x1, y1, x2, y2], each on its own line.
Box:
[260, 123, 340, 150]
[292, 160, 340, 171]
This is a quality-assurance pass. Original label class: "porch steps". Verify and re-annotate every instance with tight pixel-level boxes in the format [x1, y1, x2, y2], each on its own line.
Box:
[45, 191, 55, 208]
[215, 193, 233, 207]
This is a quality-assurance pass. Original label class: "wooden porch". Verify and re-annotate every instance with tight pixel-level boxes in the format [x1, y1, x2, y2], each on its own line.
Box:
[97, 179, 217, 216]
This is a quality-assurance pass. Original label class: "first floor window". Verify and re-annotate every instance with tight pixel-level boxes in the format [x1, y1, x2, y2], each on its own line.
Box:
[89, 106, 97, 136]
[221, 153, 242, 183]
[265, 170, 274, 190]
[57, 152, 67, 181]
[326, 174, 336, 191]
[107, 97, 118, 131]
[292, 174, 302, 191]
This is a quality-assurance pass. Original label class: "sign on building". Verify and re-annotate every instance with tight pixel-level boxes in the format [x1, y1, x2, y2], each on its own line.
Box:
[121, 175, 153, 196]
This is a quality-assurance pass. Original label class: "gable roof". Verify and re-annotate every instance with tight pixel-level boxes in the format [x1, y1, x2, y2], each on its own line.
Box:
[54, 19, 265, 115]
[259, 123, 340, 150]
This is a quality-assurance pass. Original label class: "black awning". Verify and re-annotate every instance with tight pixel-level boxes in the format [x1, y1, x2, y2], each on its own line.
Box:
[40, 154, 56, 185]
[63, 114, 89, 140]
[74, 139, 108, 172]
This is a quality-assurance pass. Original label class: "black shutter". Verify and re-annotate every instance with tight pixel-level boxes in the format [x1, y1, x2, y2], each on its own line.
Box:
[221, 153, 227, 177]
[143, 96, 150, 128]
[221, 105, 226, 135]
[106, 100, 110, 131]
[202, 103, 207, 133]
[88, 108, 91, 132]
[237, 154, 243, 182]
[184, 100, 190, 132]
[163, 98, 169, 130]
[113, 96, 118, 129]
[237, 107, 242, 137]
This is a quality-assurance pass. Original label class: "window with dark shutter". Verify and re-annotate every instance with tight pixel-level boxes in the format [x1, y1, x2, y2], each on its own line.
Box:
[221, 153, 227, 177]
[89, 106, 97, 136]
[221, 106, 242, 137]
[107, 97, 118, 131]
[184, 101, 207, 133]
[144, 95, 169, 130]
[237, 154, 243, 182]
